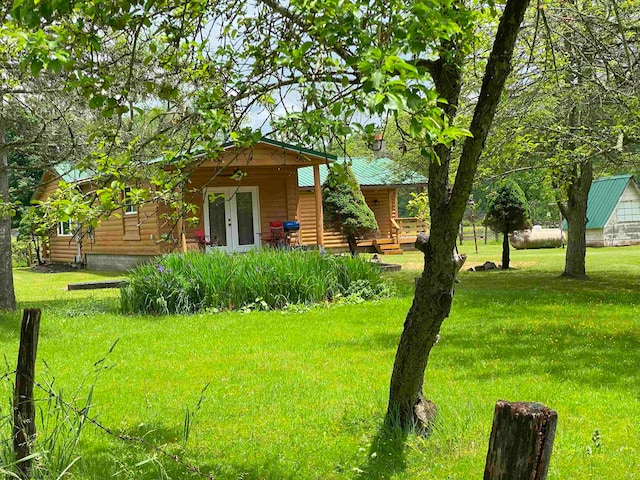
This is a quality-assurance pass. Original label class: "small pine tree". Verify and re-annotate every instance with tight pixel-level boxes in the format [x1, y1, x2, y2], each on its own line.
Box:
[485, 180, 531, 269]
[322, 162, 378, 255]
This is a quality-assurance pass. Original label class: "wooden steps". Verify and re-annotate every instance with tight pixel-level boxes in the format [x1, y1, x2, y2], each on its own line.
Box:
[373, 239, 403, 255]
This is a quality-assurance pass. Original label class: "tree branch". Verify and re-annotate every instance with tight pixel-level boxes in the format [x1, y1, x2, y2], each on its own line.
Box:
[260, 0, 355, 64]
[450, 0, 532, 220]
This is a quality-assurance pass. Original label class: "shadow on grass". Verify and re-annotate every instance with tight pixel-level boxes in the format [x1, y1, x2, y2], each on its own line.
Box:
[205, 457, 302, 480]
[14, 267, 126, 278]
[327, 332, 401, 351]
[458, 269, 640, 306]
[0, 298, 120, 344]
[16, 297, 120, 316]
[82, 440, 302, 480]
[357, 417, 409, 480]
[441, 321, 640, 390]
[79, 415, 409, 479]
[0, 310, 22, 339]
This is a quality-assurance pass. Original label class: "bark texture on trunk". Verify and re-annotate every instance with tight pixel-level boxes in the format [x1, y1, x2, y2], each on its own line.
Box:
[387, 232, 465, 429]
[558, 160, 592, 279]
[346, 235, 358, 256]
[0, 122, 17, 311]
[564, 213, 588, 277]
[387, 0, 531, 429]
[484, 401, 558, 480]
[502, 230, 510, 269]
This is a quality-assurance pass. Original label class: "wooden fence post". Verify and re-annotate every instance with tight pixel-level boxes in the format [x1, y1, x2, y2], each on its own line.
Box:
[484, 400, 558, 480]
[13, 308, 41, 480]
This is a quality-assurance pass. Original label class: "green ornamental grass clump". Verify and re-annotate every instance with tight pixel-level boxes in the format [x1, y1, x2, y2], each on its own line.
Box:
[120, 250, 391, 314]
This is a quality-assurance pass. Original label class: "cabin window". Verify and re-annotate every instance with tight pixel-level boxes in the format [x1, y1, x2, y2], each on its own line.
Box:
[617, 200, 640, 222]
[57, 219, 73, 236]
[124, 186, 138, 215]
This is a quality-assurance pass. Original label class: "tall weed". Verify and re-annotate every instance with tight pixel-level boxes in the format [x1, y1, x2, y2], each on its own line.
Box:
[121, 250, 391, 315]
[0, 373, 94, 478]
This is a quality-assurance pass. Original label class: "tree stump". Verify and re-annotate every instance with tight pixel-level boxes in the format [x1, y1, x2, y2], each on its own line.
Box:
[484, 400, 558, 480]
[14, 308, 41, 480]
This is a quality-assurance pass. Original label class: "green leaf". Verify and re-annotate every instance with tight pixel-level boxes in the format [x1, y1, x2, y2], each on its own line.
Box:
[371, 70, 384, 89]
[88, 95, 105, 109]
[48, 58, 62, 74]
[30, 59, 43, 77]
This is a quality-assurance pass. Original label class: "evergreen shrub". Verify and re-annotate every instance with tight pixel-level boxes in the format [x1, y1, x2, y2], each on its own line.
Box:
[322, 162, 378, 255]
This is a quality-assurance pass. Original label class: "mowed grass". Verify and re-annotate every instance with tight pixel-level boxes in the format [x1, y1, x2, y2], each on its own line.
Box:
[1, 244, 639, 479]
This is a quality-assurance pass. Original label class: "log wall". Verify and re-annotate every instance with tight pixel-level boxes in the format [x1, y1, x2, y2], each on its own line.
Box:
[36, 173, 78, 264]
[299, 186, 397, 249]
[35, 143, 330, 262]
[179, 165, 300, 248]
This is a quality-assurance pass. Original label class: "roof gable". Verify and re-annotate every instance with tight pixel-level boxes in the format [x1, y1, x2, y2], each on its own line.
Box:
[150, 138, 337, 167]
[43, 138, 336, 188]
[247, 138, 337, 162]
[298, 157, 427, 188]
[586, 175, 633, 229]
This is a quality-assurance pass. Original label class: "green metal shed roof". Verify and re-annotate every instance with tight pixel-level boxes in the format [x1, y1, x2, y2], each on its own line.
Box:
[584, 175, 632, 229]
[297, 157, 427, 188]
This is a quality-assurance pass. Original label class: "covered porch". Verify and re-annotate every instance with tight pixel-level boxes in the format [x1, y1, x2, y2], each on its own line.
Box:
[163, 139, 335, 254]
[297, 158, 429, 254]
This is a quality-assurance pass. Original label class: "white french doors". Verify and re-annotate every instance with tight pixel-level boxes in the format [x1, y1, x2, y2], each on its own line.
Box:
[203, 186, 261, 252]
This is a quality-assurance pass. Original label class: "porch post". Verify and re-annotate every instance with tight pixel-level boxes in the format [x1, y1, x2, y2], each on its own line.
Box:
[313, 164, 324, 248]
[178, 186, 187, 253]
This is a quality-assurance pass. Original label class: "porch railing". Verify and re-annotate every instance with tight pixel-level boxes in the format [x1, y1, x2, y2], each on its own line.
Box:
[391, 217, 429, 243]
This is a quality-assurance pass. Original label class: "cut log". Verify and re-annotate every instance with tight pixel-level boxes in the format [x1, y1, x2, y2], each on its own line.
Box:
[484, 400, 558, 480]
[67, 279, 129, 290]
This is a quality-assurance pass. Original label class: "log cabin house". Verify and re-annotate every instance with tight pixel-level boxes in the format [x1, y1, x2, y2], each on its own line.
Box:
[33, 139, 427, 270]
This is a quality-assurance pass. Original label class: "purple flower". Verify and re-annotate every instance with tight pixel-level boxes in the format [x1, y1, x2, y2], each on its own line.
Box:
[158, 265, 165, 273]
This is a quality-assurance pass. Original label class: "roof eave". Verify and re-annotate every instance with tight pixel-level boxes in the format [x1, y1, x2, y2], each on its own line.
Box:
[221, 138, 338, 163]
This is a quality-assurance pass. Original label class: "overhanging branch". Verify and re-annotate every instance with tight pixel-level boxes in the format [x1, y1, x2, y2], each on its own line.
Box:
[451, 0, 532, 219]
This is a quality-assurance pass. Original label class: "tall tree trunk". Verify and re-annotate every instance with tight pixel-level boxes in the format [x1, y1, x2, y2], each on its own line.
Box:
[0, 120, 17, 311]
[387, 228, 464, 429]
[387, 0, 530, 429]
[558, 160, 592, 279]
[34, 237, 41, 265]
[502, 229, 510, 269]
[346, 235, 358, 256]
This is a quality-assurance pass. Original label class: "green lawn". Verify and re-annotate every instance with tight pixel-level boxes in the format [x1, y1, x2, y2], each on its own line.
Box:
[1, 244, 639, 479]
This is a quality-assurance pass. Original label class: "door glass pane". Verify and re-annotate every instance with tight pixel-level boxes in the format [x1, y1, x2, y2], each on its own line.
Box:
[236, 191, 255, 246]
[208, 193, 227, 246]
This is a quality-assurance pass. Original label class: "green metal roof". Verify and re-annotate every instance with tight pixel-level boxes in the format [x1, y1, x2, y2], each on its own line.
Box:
[298, 157, 428, 188]
[249, 138, 338, 161]
[149, 137, 337, 166]
[585, 175, 634, 229]
[564, 175, 635, 230]
[51, 138, 337, 185]
[53, 162, 92, 183]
